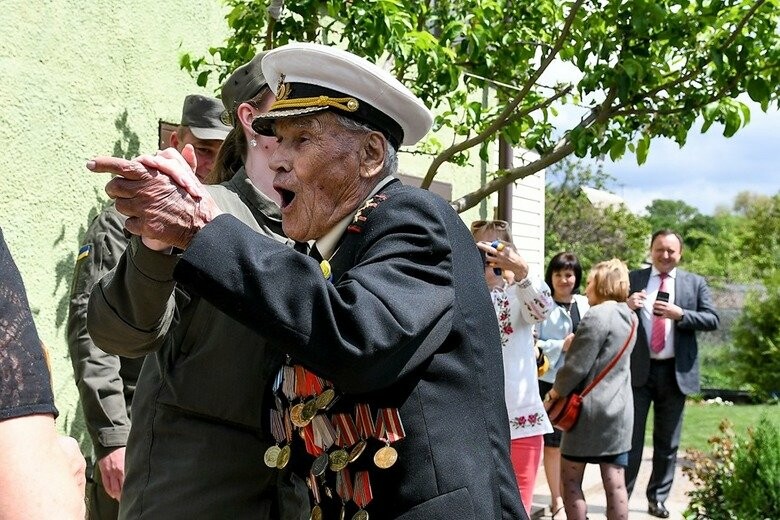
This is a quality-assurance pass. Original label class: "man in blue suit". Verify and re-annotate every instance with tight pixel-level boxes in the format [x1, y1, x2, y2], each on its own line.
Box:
[625, 229, 719, 518]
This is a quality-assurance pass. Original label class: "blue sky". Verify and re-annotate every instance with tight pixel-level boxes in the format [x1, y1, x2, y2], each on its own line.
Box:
[603, 103, 780, 216]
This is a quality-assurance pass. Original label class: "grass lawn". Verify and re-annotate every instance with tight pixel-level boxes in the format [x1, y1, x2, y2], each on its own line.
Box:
[644, 402, 780, 453]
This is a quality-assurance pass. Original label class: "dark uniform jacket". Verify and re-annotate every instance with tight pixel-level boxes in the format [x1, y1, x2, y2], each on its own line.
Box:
[173, 179, 526, 520]
[67, 203, 142, 460]
[87, 169, 308, 520]
[629, 267, 719, 395]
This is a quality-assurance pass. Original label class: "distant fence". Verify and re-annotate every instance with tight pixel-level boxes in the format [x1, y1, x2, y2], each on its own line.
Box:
[699, 283, 763, 346]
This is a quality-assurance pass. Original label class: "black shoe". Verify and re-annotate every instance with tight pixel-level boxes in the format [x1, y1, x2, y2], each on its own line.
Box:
[648, 501, 670, 518]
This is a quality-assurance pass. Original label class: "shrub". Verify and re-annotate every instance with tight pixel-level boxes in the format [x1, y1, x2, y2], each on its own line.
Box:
[731, 272, 780, 400]
[684, 417, 780, 520]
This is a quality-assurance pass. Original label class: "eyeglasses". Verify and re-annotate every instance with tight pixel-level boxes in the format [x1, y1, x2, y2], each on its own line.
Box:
[470, 220, 509, 232]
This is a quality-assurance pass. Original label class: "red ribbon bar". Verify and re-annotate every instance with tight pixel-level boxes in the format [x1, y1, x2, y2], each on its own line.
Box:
[355, 403, 374, 439]
[332, 413, 359, 447]
[294, 366, 308, 397]
[283, 408, 293, 442]
[376, 408, 406, 443]
[304, 369, 324, 396]
[353, 470, 373, 509]
[336, 467, 353, 502]
[302, 423, 324, 456]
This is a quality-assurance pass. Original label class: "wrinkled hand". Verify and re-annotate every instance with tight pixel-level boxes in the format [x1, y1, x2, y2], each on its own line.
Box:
[57, 436, 87, 503]
[627, 290, 646, 310]
[98, 447, 126, 501]
[86, 145, 222, 249]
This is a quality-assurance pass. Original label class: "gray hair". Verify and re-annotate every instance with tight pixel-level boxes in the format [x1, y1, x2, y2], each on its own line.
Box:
[332, 114, 398, 177]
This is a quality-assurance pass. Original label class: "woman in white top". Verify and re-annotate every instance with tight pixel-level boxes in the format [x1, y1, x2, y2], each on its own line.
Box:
[535, 252, 590, 517]
[472, 220, 554, 517]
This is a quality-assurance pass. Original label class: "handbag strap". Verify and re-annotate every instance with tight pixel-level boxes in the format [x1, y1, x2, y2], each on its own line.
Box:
[579, 314, 637, 398]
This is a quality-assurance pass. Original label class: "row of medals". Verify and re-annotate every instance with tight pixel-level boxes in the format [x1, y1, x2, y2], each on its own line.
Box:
[263, 386, 398, 520]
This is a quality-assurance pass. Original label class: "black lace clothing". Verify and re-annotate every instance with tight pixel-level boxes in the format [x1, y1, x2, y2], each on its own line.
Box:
[0, 227, 57, 420]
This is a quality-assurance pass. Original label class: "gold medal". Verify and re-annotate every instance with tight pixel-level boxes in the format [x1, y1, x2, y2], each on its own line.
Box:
[276, 444, 291, 469]
[311, 453, 329, 476]
[329, 449, 350, 471]
[349, 439, 367, 462]
[301, 399, 319, 423]
[315, 388, 336, 410]
[373, 445, 398, 469]
[310, 504, 323, 520]
[263, 445, 281, 468]
[352, 510, 369, 520]
[290, 403, 309, 428]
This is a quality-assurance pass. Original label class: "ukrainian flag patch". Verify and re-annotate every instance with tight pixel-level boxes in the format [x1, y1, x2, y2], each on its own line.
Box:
[77, 244, 92, 261]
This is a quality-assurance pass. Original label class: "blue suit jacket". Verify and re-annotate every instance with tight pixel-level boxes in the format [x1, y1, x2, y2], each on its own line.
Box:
[628, 267, 719, 395]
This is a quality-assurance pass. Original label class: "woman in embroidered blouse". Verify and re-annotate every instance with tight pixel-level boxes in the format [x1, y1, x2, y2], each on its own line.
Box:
[471, 220, 554, 517]
[535, 251, 590, 517]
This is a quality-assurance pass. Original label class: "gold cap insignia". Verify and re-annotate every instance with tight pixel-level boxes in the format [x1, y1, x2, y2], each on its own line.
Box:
[276, 74, 290, 100]
[219, 110, 233, 127]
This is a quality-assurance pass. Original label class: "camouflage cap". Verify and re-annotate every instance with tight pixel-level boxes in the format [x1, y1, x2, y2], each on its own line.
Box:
[181, 94, 232, 140]
[220, 51, 269, 126]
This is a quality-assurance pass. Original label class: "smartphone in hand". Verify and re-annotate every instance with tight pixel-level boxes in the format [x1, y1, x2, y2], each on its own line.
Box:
[654, 291, 669, 315]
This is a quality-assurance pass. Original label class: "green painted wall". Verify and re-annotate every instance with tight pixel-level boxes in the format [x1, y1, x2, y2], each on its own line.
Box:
[0, 0, 229, 445]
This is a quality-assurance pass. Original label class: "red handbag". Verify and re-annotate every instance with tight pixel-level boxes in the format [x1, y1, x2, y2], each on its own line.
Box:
[546, 317, 637, 432]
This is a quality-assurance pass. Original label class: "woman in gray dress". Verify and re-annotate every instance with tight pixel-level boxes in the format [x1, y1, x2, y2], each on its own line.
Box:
[543, 258, 637, 520]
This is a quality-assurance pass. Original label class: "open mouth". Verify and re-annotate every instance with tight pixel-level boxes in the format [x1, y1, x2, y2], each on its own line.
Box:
[277, 188, 296, 209]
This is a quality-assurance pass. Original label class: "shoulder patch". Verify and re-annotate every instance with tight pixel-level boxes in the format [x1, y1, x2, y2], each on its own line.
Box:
[347, 193, 388, 234]
[77, 244, 92, 262]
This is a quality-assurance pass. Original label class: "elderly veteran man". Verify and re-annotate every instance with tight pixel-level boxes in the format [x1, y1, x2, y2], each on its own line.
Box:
[67, 93, 230, 520]
[84, 59, 308, 520]
[87, 42, 526, 520]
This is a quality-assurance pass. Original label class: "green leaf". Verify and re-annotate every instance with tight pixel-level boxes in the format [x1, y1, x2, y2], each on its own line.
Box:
[196, 70, 210, 88]
[609, 139, 626, 161]
[746, 78, 770, 104]
[636, 135, 650, 165]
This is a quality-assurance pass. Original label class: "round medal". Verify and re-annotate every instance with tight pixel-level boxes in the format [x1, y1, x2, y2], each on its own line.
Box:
[276, 444, 291, 469]
[352, 510, 369, 520]
[310, 504, 323, 520]
[315, 388, 336, 410]
[263, 445, 281, 468]
[329, 449, 350, 471]
[290, 403, 308, 428]
[373, 445, 398, 469]
[311, 453, 329, 476]
[301, 399, 319, 423]
[349, 439, 367, 462]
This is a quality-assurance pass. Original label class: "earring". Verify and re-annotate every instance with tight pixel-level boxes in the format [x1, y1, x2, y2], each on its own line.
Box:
[249, 135, 257, 148]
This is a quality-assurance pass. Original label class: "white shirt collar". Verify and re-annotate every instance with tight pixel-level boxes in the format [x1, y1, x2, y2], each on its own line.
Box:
[650, 266, 677, 279]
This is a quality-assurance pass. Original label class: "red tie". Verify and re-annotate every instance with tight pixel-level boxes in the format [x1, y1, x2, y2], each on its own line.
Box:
[650, 273, 668, 353]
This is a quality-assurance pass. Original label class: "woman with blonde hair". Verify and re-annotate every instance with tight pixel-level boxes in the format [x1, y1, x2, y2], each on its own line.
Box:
[544, 258, 637, 520]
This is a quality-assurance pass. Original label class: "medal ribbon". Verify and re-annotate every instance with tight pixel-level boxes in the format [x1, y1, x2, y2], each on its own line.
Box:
[353, 470, 373, 509]
[336, 467, 353, 502]
[375, 408, 406, 443]
[304, 369, 324, 396]
[312, 415, 337, 450]
[294, 366, 309, 397]
[302, 423, 325, 456]
[332, 413, 359, 447]
[283, 409, 293, 442]
[269, 409, 285, 444]
[308, 473, 321, 504]
[282, 365, 296, 401]
[355, 403, 375, 439]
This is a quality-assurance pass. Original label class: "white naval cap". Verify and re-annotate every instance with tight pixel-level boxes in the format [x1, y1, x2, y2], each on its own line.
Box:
[252, 42, 433, 148]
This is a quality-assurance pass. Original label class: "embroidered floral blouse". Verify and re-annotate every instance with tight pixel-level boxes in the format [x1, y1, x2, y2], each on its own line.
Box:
[490, 277, 555, 440]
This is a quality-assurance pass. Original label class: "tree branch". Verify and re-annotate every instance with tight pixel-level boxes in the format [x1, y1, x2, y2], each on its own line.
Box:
[421, 0, 585, 189]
